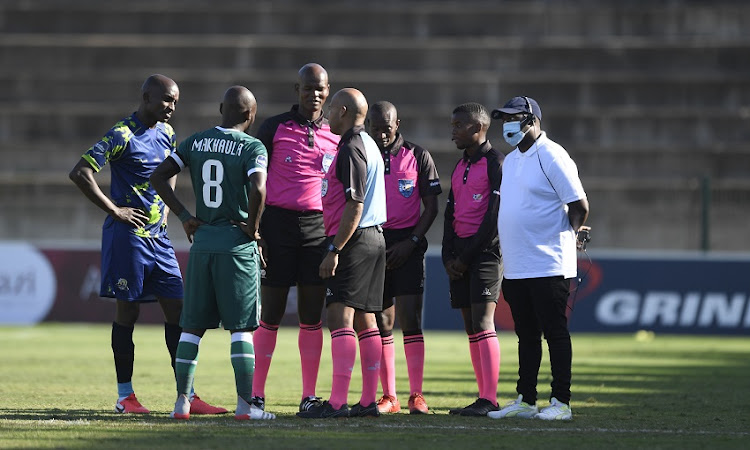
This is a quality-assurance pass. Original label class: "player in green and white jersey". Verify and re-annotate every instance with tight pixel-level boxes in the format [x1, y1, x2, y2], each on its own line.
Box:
[150, 86, 274, 420]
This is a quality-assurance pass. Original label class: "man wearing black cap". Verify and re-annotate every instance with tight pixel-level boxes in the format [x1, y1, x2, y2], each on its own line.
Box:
[488, 96, 589, 421]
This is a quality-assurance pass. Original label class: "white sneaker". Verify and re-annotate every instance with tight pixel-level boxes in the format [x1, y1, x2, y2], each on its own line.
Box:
[534, 397, 572, 420]
[235, 396, 276, 420]
[487, 395, 538, 419]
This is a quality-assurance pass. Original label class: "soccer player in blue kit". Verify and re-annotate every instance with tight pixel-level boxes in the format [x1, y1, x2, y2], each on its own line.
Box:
[69, 74, 225, 415]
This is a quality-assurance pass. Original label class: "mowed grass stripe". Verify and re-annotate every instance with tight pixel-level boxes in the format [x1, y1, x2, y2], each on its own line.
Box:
[22, 418, 747, 437]
[1, 324, 749, 449]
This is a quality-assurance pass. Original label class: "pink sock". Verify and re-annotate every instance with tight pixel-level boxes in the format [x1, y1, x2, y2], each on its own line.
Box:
[476, 330, 500, 405]
[403, 333, 425, 395]
[329, 328, 357, 409]
[379, 335, 396, 397]
[252, 321, 278, 398]
[469, 333, 484, 399]
[299, 322, 323, 399]
[358, 328, 382, 407]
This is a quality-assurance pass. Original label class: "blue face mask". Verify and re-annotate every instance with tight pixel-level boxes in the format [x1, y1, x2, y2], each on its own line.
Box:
[503, 121, 526, 147]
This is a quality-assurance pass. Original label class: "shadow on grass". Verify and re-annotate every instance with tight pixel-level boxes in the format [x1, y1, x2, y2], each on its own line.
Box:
[420, 343, 750, 431]
[0, 408, 173, 422]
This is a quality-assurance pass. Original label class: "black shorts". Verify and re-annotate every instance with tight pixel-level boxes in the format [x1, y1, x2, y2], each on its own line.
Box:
[260, 205, 327, 287]
[449, 238, 502, 309]
[382, 227, 427, 309]
[325, 226, 386, 312]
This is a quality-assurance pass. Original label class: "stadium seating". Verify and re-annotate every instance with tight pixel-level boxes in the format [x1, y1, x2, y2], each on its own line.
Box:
[2, 0, 749, 250]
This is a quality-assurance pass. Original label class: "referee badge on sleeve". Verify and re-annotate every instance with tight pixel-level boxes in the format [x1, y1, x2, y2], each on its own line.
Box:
[321, 179, 328, 197]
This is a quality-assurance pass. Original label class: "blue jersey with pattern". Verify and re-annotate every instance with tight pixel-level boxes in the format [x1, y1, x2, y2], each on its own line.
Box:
[82, 113, 177, 238]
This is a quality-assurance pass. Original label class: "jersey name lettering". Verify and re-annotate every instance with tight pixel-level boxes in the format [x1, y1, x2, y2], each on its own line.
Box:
[192, 138, 243, 156]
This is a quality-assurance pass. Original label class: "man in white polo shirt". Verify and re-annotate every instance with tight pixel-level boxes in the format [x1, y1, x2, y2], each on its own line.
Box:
[489, 96, 590, 421]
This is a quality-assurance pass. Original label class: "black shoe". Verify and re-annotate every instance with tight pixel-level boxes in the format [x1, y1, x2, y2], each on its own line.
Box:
[250, 396, 265, 411]
[349, 402, 380, 418]
[449, 398, 481, 415]
[296, 400, 349, 419]
[299, 395, 323, 412]
[460, 398, 499, 416]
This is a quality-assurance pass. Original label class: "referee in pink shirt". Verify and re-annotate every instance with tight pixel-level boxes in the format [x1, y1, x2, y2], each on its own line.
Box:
[443, 102, 504, 417]
[367, 101, 442, 415]
[251, 63, 339, 413]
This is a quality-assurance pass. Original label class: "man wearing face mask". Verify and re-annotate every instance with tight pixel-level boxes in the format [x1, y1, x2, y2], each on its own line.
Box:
[489, 96, 589, 421]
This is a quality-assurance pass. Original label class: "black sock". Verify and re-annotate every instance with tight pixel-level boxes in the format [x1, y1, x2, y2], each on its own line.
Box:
[164, 322, 182, 375]
[111, 322, 135, 384]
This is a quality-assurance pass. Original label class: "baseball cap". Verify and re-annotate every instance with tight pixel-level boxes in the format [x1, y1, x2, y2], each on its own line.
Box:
[491, 96, 542, 121]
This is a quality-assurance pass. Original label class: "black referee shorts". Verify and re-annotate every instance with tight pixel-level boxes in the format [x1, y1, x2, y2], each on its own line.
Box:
[325, 225, 386, 312]
[449, 238, 502, 309]
[382, 227, 427, 309]
[260, 205, 327, 287]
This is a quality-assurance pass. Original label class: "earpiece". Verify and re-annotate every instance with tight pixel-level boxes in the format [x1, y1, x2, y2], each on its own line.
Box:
[523, 96, 533, 117]
[521, 96, 535, 128]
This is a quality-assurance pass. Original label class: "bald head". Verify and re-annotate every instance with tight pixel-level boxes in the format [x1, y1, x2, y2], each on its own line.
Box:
[298, 63, 328, 84]
[328, 88, 369, 135]
[142, 74, 177, 95]
[368, 101, 400, 150]
[138, 74, 179, 127]
[220, 85, 257, 131]
[369, 101, 397, 121]
[295, 63, 329, 121]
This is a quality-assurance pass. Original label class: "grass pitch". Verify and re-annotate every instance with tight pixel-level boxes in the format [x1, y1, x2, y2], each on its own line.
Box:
[1, 324, 749, 449]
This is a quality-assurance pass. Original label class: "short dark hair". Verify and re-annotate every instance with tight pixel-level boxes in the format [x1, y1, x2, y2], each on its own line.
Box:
[369, 100, 397, 119]
[452, 102, 490, 129]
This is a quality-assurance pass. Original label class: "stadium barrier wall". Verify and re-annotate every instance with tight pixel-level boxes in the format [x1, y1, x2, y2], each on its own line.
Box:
[1, 242, 749, 335]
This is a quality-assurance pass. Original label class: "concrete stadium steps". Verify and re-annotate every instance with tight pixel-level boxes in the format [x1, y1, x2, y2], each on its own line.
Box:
[5, 174, 749, 251]
[4, 70, 749, 109]
[573, 148, 750, 180]
[2, 0, 750, 250]
[585, 178, 750, 251]
[5, 33, 750, 73]
[6, 142, 750, 191]
[0, 144, 85, 174]
[6, 138, 750, 187]
[0, 175, 197, 240]
[427, 146, 750, 181]
[1, 104, 746, 151]
[3, 1, 750, 39]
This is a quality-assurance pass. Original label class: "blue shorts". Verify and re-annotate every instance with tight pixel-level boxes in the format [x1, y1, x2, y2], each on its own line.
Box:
[100, 221, 183, 302]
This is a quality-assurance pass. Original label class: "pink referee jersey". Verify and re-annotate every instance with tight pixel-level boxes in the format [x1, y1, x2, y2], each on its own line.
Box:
[447, 141, 503, 237]
[381, 135, 441, 230]
[442, 141, 504, 266]
[322, 126, 386, 236]
[256, 105, 339, 212]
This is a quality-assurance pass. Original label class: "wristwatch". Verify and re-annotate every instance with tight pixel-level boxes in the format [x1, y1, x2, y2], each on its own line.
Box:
[409, 234, 420, 245]
[327, 243, 341, 254]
